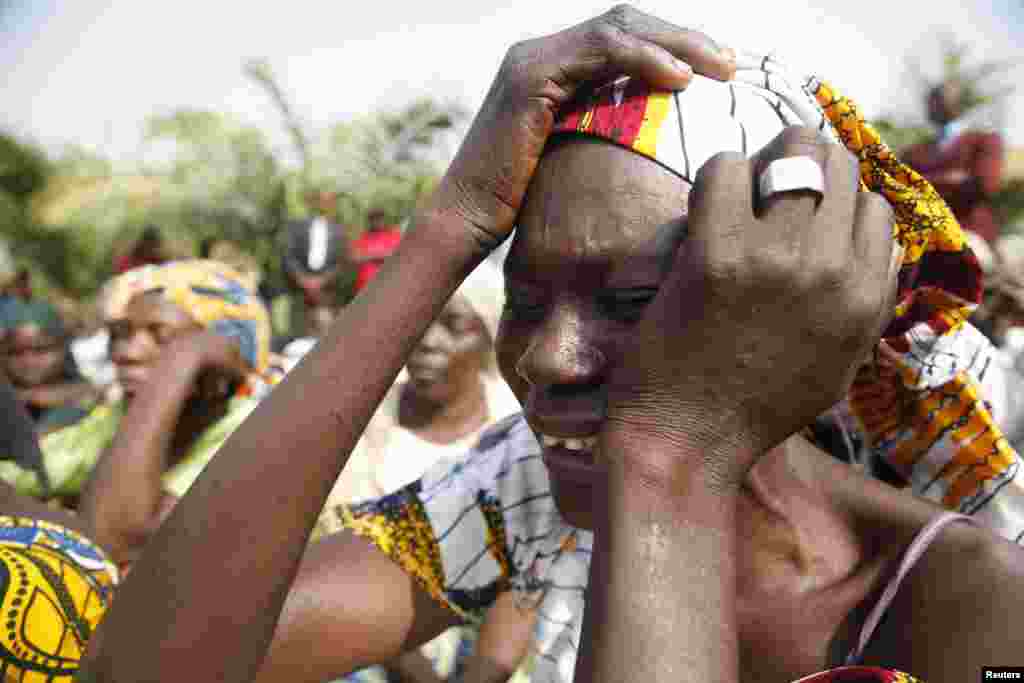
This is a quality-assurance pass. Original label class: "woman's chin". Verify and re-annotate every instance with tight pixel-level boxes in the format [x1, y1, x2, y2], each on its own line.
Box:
[550, 479, 597, 531]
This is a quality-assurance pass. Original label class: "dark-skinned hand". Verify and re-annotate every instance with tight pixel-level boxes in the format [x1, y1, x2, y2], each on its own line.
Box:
[605, 127, 900, 488]
[162, 330, 249, 403]
[430, 4, 736, 255]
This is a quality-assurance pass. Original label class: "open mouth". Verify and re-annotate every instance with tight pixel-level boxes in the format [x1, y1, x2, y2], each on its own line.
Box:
[534, 430, 606, 485]
[539, 434, 599, 454]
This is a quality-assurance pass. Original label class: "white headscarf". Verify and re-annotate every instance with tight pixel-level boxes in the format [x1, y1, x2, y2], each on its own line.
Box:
[453, 259, 505, 345]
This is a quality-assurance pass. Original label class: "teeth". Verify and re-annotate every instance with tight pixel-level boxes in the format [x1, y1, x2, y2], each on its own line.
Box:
[539, 433, 599, 453]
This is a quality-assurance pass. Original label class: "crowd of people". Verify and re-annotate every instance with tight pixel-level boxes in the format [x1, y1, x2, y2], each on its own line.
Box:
[0, 7, 1022, 682]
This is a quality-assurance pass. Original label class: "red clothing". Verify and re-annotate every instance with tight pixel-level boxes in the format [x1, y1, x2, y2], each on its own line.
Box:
[902, 131, 1005, 243]
[350, 227, 402, 292]
[114, 253, 166, 274]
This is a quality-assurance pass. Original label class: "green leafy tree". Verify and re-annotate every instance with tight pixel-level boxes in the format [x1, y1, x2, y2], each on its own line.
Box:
[0, 59, 467, 300]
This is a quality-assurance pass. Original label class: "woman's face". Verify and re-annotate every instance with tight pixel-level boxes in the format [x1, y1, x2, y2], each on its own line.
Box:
[3, 325, 66, 388]
[109, 291, 202, 398]
[406, 294, 490, 403]
[496, 138, 690, 529]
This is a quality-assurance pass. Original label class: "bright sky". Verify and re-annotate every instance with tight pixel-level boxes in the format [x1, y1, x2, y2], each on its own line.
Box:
[2, 0, 1023, 166]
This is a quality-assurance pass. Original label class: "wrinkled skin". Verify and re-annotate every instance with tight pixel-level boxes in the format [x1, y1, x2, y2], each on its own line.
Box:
[498, 137, 690, 528]
[406, 294, 490, 405]
[396, 293, 493, 450]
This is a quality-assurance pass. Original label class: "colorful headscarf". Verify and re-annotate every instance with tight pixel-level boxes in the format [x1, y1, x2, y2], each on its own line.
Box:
[551, 54, 1021, 536]
[102, 259, 271, 374]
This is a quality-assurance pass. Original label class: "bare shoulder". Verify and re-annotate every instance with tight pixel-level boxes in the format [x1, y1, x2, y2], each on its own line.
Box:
[865, 517, 1024, 683]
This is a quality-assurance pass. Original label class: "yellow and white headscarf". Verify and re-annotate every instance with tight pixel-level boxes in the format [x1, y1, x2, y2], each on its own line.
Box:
[552, 54, 1023, 541]
[102, 259, 272, 375]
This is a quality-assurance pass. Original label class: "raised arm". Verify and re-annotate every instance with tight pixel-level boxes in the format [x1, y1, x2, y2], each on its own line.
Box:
[78, 7, 736, 683]
[77, 331, 246, 569]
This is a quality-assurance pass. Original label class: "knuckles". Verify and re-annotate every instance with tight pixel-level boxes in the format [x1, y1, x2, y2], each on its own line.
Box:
[774, 125, 827, 151]
[501, 40, 537, 81]
[691, 151, 748, 197]
[602, 4, 640, 32]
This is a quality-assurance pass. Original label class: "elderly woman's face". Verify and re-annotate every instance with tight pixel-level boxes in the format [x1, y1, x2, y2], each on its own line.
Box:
[406, 294, 490, 403]
[109, 291, 202, 398]
[496, 138, 690, 529]
[3, 325, 66, 388]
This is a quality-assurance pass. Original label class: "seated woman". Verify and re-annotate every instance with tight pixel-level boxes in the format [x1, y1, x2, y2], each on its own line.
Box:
[78, 8, 1023, 683]
[0, 260, 273, 560]
[1, 299, 97, 435]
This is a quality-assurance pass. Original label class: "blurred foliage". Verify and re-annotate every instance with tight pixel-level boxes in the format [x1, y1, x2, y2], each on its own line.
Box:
[0, 59, 468, 305]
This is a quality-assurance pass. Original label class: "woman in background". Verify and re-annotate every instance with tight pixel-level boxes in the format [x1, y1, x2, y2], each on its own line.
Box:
[1, 298, 97, 435]
[0, 260, 272, 568]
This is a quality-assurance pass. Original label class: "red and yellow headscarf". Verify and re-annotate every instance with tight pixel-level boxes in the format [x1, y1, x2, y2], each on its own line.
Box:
[551, 54, 1021, 539]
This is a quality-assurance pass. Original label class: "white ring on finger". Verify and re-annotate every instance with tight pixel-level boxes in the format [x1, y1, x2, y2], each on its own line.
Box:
[758, 155, 825, 202]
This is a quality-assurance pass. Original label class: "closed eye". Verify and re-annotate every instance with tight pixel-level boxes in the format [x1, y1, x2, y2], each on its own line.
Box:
[504, 285, 548, 320]
[598, 288, 659, 323]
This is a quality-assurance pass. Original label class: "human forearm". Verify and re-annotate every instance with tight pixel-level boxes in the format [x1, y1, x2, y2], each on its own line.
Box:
[577, 427, 742, 683]
[79, 212, 484, 683]
[78, 354, 200, 565]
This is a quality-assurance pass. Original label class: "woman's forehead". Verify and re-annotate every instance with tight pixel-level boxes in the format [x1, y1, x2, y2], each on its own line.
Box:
[511, 138, 690, 273]
[122, 290, 194, 326]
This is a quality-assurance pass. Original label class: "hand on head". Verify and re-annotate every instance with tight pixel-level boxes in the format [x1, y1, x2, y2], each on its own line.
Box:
[604, 127, 898, 486]
[429, 4, 736, 256]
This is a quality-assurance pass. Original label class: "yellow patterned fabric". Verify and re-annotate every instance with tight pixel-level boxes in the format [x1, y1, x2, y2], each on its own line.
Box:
[333, 490, 456, 617]
[552, 59, 1019, 534]
[808, 78, 1017, 516]
[0, 516, 117, 682]
[102, 259, 272, 375]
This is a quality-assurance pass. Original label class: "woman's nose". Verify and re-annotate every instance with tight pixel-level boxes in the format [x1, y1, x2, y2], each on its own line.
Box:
[415, 320, 449, 353]
[515, 311, 606, 389]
